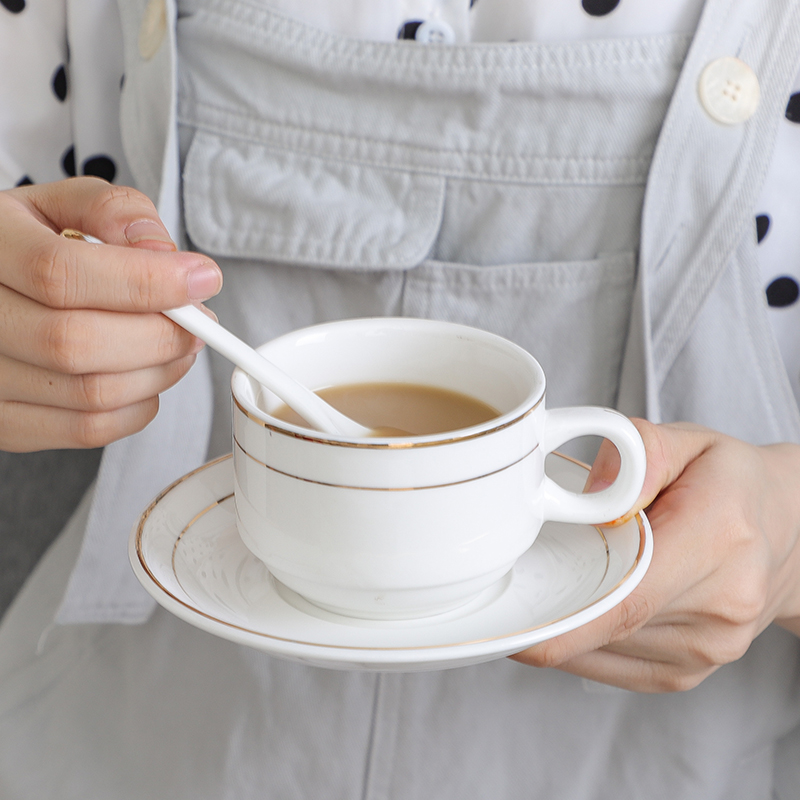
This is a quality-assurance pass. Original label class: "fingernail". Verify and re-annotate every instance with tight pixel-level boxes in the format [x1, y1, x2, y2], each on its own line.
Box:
[584, 476, 612, 494]
[187, 263, 222, 300]
[125, 219, 174, 246]
[197, 304, 219, 323]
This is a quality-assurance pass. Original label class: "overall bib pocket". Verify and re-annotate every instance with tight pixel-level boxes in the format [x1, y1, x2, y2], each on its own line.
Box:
[183, 130, 445, 270]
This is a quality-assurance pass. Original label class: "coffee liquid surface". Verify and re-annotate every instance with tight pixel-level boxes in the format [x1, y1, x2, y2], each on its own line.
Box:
[271, 382, 499, 437]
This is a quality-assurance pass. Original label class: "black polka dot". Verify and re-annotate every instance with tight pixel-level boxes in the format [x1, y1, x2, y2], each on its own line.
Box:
[756, 214, 770, 243]
[766, 276, 800, 308]
[582, 0, 621, 16]
[52, 65, 68, 102]
[15, 175, 33, 187]
[786, 93, 800, 123]
[61, 146, 76, 177]
[1, 0, 25, 13]
[398, 20, 424, 39]
[82, 155, 116, 183]
[120, 73, 125, 90]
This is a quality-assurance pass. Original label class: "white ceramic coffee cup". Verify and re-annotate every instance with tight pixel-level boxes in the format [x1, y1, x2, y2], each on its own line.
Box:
[232, 318, 646, 620]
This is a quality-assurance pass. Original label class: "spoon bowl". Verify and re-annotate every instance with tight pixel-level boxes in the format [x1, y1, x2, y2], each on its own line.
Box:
[163, 305, 373, 437]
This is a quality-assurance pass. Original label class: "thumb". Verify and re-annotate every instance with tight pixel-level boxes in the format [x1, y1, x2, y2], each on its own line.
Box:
[584, 419, 716, 526]
[122, 218, 176, 251]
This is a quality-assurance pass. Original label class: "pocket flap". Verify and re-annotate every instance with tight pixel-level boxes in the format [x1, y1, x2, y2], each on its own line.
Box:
[183, 131, 445, 269]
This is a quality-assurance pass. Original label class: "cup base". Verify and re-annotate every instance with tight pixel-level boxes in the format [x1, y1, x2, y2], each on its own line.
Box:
[272, 571, 514, 627]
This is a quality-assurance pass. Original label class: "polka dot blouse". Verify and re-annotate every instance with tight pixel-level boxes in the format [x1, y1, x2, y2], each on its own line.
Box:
[2, 0, 799, 406]
[0, 0, 132, 190]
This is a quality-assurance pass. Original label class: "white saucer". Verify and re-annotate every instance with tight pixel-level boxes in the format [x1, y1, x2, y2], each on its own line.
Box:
[130, 453, 652, 671]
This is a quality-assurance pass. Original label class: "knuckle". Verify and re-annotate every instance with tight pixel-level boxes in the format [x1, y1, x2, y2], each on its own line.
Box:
[89, 182, 162, 236]
[609, 593, 656, 642]
[70, 398, 158, 448]
[0, 402, 29, 452]
[724, 585, 767, 629]
[165, 353, 198, 386]
[634, 417, 665, 461]
[523, 642, 568, 670]
[28, 239, 76, 309]
[39, 311, 88, 375]
[682, 622, 756, 670]
[122, 254, 162, 308]
[155, 320, 191, 362]
[71, 411, 115, 449]
[717, 550, 770, 629]
[75, 373, 126, 413]
[654, 667, 712, 694]
[89, 181, 149, 213]
[718, 513, 752, 548]
[709, 633, 753, 666]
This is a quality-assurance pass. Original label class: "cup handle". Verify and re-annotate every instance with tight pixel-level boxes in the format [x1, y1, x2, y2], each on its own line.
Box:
[540, 407, 646, 525]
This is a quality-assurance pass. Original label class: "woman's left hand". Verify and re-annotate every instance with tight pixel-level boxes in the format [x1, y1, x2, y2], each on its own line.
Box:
[511, 420, 800, 692]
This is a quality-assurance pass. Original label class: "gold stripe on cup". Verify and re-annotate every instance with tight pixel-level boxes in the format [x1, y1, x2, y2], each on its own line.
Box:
[233, 435, 538, 491]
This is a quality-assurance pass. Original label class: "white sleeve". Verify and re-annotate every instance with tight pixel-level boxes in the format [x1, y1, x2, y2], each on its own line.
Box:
[0, 0, 131, 190]
[0, 0, 73, 189]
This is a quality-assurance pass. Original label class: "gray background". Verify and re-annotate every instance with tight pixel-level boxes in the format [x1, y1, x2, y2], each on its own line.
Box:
[0, 449, 102, 620]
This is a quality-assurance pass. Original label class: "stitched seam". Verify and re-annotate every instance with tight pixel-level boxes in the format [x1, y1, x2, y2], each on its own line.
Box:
[199, 0, 691, 76]
[181, 102, 652, 164]
[411, 257, 636, 289]
[178, 105, 652, 185]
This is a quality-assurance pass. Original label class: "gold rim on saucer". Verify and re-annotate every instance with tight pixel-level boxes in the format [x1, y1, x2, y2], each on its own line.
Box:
[135, 455, 646, 653]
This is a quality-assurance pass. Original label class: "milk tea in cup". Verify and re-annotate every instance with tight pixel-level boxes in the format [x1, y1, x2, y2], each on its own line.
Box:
[270, 381, 500, 437]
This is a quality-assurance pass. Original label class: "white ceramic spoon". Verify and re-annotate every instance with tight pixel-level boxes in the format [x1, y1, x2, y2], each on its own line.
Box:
[60, 230, 372, 437]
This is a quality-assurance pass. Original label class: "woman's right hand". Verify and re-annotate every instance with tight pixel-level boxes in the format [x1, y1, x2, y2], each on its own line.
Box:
[0, 177, 223, 452]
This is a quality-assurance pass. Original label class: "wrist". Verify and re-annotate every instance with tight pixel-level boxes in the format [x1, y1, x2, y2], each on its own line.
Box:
[763, 443, 800, 624]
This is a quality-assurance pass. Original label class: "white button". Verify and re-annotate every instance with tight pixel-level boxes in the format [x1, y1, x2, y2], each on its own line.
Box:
[698, 57, 760, 125]
[139, 0, 167, 61]
[415, 20, 456, 44]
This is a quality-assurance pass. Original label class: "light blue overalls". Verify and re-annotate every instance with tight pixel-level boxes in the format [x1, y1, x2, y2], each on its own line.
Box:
[1, 0, 800, 797]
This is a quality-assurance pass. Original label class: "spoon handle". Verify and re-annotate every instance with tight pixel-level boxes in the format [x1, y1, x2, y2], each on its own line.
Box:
[60, 230, 367, 437]
[164, 304, 362, 435]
